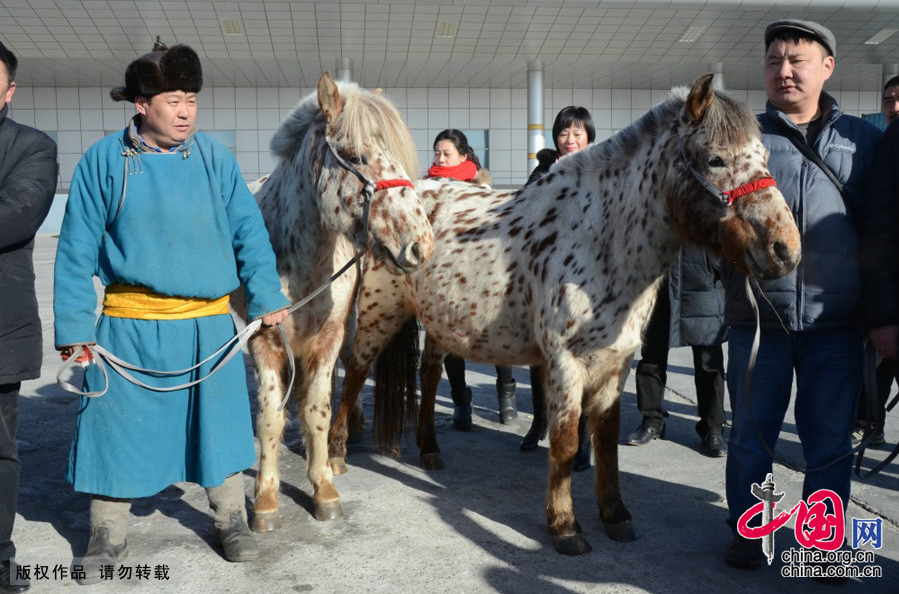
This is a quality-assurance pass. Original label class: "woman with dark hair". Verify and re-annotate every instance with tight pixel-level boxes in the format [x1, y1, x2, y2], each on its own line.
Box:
[526, 106, 596, 185]
[521, 107, 595, 470]
[427, 129, 518, 429]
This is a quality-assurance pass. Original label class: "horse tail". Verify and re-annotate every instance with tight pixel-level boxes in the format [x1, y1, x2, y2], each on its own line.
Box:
[372, 316, 420, 454]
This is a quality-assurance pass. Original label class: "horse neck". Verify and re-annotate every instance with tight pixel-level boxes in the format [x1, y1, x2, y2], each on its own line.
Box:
[259, 155, 343, 286]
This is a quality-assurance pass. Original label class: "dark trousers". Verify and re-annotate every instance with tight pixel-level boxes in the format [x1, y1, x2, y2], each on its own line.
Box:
[857, 358, 898, 433]
[725, 327, 860, 531]
[444, 355, 513, 405]
[0, 383, 21, 562]
[634, 282, 725, 437]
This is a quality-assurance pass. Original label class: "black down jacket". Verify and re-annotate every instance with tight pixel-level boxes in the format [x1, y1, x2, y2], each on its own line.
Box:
[0, 103, 58, 384]
[668, 245, 726, 348]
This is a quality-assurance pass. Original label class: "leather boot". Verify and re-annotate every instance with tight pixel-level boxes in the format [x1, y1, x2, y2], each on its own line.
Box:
[207, 474, 258, 562]
[213, 510, 259, 562]
[76, 496, 131, 585]
[572, 414, 592, 471]
[520, 369, 547, 450]
[451, 387, 473, 431]
[1, 559, 30, 592]
[496, 378, 518, 424]
[76, 527, 129, 585]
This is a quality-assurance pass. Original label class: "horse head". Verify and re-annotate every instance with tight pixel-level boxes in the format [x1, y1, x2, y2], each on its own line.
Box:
[671, 73, 800, 280]
[315, 72, 434, 274]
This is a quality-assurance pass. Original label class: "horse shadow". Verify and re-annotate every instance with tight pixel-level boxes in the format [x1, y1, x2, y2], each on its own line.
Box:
[334, 419, 898, 593]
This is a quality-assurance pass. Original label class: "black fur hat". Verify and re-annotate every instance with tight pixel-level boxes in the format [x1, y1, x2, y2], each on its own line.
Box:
[110, 40, 203, 103]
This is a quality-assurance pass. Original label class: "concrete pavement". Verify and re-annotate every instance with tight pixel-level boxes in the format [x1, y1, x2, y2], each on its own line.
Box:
[9, 235, 898, 593]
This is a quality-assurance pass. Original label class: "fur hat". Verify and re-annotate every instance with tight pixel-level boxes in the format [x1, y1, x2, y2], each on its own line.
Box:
[110, 40, 203, 103]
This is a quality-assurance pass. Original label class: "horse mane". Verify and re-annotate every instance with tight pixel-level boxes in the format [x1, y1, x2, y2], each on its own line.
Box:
[563, 84, 759, 170]
[269, 82, 420, 180]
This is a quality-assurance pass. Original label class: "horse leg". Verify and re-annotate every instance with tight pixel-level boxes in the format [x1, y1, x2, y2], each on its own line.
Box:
[328, 358, 371, 475]
[589, 357, 637, 542]
[249, 330, 289, 533]
[544, 354, 591, 555]
[418, 334, 446, 471]
[298, 331, 346, 521]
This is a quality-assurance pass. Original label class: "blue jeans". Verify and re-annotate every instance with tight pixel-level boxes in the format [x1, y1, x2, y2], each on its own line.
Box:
[725, 327, 861, 531]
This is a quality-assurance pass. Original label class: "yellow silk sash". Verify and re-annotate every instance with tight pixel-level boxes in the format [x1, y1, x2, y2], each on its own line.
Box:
[102, 283, 230, 320]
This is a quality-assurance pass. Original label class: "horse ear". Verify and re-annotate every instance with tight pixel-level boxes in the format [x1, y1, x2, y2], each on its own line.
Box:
[318, 71, 344, 126]
[685, 73, 716, 124]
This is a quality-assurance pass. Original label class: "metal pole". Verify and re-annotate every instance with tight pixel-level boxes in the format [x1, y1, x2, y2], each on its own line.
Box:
[527, 60, 545, 176]
[336, 58, 353, 83]
[710, 62, 725, 90]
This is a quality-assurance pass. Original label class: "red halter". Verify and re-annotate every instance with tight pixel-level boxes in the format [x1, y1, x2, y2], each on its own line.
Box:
[722, 177, 777, 205]
[679, 137, 777, 207]
[374, 179, 414, 191]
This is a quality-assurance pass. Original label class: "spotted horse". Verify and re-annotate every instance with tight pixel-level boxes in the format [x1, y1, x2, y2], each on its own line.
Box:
[327, 73, 801, 554]
[230, 72, 434, 531]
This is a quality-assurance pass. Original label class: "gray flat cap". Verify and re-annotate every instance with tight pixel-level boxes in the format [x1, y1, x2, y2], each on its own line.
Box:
[765, 19, 836, 58]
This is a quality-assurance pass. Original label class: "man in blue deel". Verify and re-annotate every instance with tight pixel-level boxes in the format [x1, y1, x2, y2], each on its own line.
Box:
[53, 40, 288, 584]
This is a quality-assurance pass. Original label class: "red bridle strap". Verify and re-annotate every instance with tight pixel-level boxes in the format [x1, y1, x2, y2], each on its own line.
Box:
[723, 177, 777, 205]
[374, 179, 414, 191]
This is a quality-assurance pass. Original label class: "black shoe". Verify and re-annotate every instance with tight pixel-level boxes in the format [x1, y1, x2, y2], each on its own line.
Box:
[496, 379, 518, 424]
[701, 433, 728, 457]
[0, 560, 29, 593]
[725, 534, 762, 569]
[626, 423, 665, 446]
[451, 387, 473, 430]
[214, 510, 259, 562]
[572, 447, 591, 471]
[75, 527, 128, 585]
[520, 416, 547, 450]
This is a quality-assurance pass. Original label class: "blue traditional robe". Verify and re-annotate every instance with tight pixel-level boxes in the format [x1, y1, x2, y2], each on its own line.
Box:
[54, 124, 288, 497]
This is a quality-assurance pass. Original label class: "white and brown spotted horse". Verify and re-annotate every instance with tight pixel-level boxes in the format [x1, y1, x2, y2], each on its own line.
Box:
[327, 74, 801, 554]
[231, 72, 434, 531]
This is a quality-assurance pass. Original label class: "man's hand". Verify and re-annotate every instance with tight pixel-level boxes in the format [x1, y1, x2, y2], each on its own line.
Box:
[869, 325, 899, 360]
[262, 308, 290, 327]
[59, 344, 95, 363]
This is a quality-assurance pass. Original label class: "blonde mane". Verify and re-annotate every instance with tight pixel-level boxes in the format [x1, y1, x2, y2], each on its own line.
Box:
[270, 82, 419, 180]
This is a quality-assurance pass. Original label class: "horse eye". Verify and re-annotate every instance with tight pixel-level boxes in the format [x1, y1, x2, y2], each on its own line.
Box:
[708, 155, 726, 168]
[347, 154, 368, 166]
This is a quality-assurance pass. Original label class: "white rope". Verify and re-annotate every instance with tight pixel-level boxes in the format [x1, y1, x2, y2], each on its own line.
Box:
[56, 319, 263, 397]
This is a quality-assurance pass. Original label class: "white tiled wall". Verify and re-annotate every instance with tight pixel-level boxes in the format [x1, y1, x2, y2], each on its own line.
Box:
[7, 85, 881, 191]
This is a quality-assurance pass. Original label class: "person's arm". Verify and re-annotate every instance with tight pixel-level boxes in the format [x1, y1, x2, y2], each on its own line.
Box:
[221, 151, 289, 321]
[0, 132, 57, 248]
[53, 152, 108, 348]
[860, 124, 899, 358]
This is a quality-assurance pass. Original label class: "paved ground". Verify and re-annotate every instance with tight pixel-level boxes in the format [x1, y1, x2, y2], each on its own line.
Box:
[9, 236, 898, 592]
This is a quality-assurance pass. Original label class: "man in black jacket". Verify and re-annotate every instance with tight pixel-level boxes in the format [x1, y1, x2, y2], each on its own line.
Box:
[0, 41, 57, 593]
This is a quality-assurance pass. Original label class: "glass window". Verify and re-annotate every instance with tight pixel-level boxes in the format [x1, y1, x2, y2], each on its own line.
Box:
[462, 129, 489, 170]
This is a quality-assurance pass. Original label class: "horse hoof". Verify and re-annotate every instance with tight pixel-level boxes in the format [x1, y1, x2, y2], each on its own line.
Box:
[420, 453, 445, 471]
[347, 429, 365, 445]
[604, 520, 638, 542]
[250, 511, 282, 533]
[314, 499, 344, 521]
[552, 533, 593, 556]
[330, 457, 349, 475]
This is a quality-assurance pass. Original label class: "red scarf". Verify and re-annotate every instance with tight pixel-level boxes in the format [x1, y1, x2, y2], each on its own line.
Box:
[427, 160, 477, 182]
